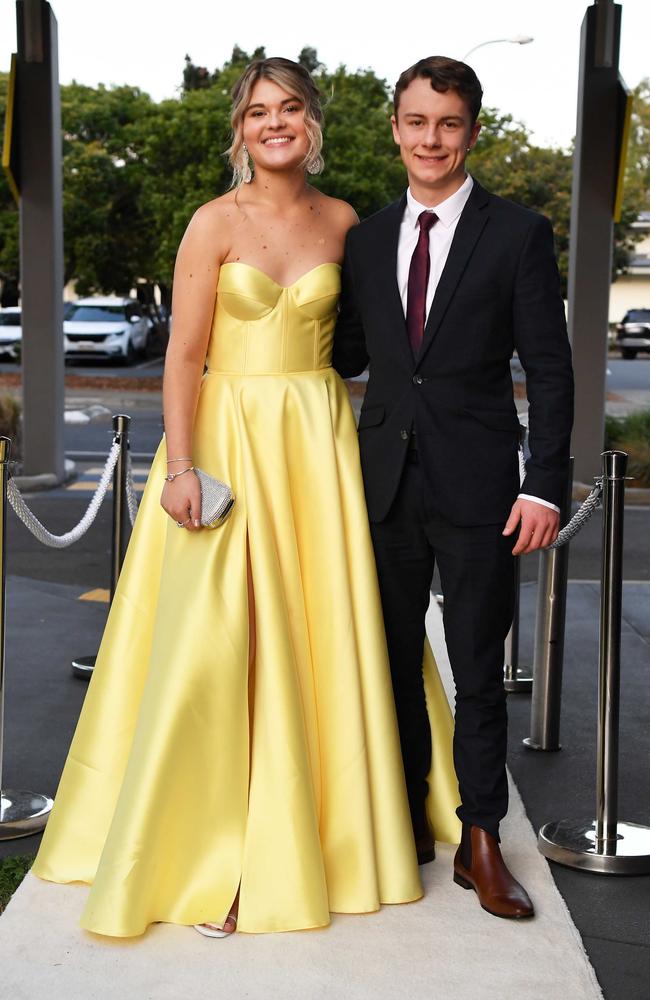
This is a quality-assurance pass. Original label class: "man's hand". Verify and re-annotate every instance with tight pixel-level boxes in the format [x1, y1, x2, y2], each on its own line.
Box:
[502, 498, 560, 555]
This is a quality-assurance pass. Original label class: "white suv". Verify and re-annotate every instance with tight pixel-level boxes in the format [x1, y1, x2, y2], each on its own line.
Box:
[0, 307, 22, 360]
[64, 297, 149, 364]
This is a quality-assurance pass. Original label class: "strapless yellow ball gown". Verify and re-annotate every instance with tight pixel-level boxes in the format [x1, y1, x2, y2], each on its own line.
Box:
[32, 262, 461, 936]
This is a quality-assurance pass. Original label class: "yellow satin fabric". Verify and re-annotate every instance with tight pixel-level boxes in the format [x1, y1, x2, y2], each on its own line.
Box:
[32, 262, 461, 937]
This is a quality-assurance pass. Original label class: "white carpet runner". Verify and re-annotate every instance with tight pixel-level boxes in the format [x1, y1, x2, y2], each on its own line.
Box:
[0, 600, 602, 999]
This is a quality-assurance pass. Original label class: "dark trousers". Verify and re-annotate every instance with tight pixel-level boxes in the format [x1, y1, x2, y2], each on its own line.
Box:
[369, 451, 515, 840]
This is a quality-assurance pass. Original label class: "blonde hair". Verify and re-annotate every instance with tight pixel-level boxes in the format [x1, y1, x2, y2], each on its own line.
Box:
[227, 57, 324, 187]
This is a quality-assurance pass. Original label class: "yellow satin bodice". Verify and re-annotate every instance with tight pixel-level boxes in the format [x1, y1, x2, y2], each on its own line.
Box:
[206, 262, 341, 375]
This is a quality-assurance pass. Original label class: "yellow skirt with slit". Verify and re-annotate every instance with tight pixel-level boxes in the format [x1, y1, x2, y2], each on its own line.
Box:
[32, 283, 461, 936]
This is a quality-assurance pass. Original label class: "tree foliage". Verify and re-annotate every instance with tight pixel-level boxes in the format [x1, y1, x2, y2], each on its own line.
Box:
[0, 72, 19, 304]
[0, 55, 648, 301]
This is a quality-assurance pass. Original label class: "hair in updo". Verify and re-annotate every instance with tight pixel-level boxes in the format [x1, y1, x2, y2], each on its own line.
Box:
[227, 57, 324, 186]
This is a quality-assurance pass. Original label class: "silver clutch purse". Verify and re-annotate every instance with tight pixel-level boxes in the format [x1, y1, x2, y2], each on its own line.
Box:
[193, 467, 235, 529]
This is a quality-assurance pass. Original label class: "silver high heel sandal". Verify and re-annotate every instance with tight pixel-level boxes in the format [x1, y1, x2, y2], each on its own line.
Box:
[193, 913, 238, 938]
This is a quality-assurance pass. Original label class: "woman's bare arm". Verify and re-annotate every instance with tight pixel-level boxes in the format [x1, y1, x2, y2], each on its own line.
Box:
[160, 203, 230, 530]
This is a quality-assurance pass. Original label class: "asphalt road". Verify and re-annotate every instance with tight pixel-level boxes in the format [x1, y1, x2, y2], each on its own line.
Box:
[606, 356, 650, 391]
[65, 408, 163, 457]
[3, 353, 647, 590]
[0, 353, 647, 389]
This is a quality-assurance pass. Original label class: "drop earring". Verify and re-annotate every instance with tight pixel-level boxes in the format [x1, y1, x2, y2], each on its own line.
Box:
[241, 143, 252, 184]
[306, 152, 324, 176]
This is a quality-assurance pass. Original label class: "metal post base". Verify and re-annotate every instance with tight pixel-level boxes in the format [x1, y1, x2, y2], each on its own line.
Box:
[504, 666, 533, 693]
[523, 736, 561, 752]
[71, 654, 96, 679]
[0, 789, 53, 840]
[539, 818, 650, 875]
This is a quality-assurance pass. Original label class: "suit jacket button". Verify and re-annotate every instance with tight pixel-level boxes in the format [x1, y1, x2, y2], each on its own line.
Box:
[413, 375, 423, 385]
[400, 429, 409, 440]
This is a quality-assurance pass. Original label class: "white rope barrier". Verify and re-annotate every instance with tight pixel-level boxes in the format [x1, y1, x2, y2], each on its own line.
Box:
[5, 419, 602, 552]
[518, 420, 602, 550]
[7, 441, 121, 548]
[547, 481, 604, 549]
[125, 452, 140, 527]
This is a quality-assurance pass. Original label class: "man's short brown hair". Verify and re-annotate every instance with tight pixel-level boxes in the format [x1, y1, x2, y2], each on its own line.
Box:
[394, 56, 483, 123]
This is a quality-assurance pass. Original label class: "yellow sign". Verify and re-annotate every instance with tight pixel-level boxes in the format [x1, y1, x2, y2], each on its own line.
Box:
[613, 75, 633, 223]
[2, 54, 19, 205]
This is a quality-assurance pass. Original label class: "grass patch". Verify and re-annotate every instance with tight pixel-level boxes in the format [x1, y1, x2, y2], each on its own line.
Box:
[605, 411, 650, 488]
[0, 854, 34, 914]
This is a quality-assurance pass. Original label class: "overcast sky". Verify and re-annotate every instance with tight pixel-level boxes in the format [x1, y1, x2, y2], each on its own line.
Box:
[1, 0, 647, 149]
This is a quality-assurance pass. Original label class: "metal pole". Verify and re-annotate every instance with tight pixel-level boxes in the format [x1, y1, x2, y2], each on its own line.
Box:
[110, 414, 130, 599]
[0, 436, 53, 838]
[0, 439, 8, 790]
[504, 557, 532, 693]
[538, 451, 650, 874]
[71, 415, 132, 679]
[16, 1, 66, 480]
[524, 458, 574, 749]
[596, 449, 624, 842]
[569, 1, 622, 484]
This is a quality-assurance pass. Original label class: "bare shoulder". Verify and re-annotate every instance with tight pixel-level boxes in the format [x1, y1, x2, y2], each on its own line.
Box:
[178, 192, 238, 262]
[314, 189, 359, 234]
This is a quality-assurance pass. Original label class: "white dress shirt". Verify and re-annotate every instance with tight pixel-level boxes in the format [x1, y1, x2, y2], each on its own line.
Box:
[398, 175, 559, 514]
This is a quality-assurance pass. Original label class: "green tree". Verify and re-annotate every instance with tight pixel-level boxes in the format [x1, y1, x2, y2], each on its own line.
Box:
[315, 66, 404, 218]
[130, 86, 232, 285]
[2, 55, 648, 302]
[0, 71, 20, 304]
[470, 110, 572, 290]
[298, 47, 322, 74]
[614, 79, 650, 277]
[60, 83, 155, 294]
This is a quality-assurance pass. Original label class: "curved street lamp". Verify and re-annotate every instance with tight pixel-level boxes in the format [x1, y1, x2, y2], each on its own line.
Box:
[462, 36, 534, 61]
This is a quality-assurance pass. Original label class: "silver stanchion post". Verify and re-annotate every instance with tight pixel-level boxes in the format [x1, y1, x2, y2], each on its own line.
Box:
[504, 557, 532, 693]
[538, 451, 650, 874]
[0, 437, 53, 839]
[524, 457, 574, 749]
[72, 414, 132, 679]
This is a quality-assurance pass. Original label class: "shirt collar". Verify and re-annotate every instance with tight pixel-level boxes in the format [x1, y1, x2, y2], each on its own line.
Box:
[405, 174, 474, 229]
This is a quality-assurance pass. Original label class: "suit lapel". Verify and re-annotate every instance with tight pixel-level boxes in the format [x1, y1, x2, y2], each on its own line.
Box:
[370, 194, 413, 368]
[416, 181, 490, 365]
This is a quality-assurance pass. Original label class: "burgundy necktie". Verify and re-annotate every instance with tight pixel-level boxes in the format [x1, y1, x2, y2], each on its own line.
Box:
[406, 210, 438, 356]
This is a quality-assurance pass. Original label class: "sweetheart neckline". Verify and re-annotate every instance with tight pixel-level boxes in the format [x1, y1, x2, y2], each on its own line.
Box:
[219, 261, 341, 290]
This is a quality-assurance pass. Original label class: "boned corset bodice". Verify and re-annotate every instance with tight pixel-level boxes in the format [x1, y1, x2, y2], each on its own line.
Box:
[205, 262, 341, 375]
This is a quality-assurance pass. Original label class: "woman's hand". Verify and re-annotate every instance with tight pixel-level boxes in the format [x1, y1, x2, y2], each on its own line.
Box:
[160, 470, 203, 531]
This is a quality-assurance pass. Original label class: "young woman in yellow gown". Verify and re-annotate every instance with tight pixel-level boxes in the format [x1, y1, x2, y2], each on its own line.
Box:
[32, 57, 460, 938]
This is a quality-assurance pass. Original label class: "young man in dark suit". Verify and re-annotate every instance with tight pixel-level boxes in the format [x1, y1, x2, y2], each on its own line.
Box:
[333, 56, 574, 920]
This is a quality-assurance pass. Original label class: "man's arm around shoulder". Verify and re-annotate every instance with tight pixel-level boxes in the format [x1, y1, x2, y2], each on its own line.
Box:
[332, 225, 369, 379]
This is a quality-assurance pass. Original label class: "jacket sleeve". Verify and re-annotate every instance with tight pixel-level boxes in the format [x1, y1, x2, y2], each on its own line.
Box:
[513, 214, 574, 507]
[332, 227, 369, 379]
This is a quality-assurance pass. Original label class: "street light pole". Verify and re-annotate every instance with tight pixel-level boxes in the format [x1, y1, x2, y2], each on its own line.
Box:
[462, 37, 534, 62]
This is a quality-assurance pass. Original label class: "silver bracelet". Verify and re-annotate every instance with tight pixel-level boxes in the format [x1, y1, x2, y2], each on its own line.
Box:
[164, 466, 195, 483]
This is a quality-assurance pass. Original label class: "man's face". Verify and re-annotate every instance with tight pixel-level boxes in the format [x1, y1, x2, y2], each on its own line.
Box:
[391, 78, 481, 198]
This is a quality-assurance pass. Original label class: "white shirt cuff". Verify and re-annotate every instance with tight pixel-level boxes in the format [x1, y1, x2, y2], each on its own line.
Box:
[517, 493, 560, 513]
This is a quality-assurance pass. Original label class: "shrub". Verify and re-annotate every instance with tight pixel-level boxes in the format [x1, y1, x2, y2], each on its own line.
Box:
[605, 410, 650, 488]
[0, 392, 22, 461]
[0, 854, 33, 913]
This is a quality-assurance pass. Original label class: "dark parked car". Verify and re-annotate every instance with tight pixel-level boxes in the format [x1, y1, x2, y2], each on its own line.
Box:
[616, 308, 650, 359]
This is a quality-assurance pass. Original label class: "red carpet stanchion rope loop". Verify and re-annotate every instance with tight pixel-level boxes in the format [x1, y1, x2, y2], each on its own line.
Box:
[6, 440, 121, 548]
[547, 481, 603, 550]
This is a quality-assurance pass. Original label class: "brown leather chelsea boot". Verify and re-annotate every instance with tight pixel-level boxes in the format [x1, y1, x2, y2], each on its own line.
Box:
[453, 824, 534, 919]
